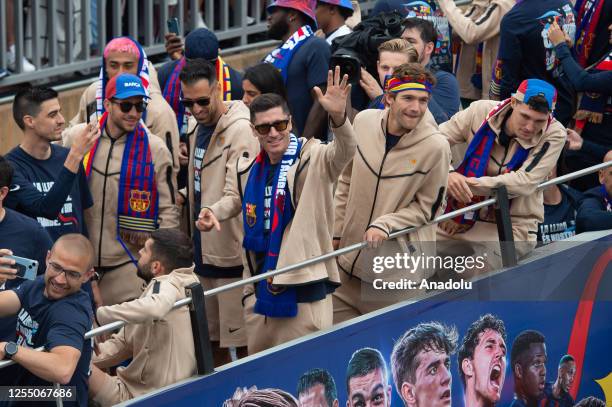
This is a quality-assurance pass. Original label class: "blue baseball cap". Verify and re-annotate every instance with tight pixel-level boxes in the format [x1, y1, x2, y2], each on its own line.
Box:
[105, 73, 149, 100]
[318, 0, 354, 11]
[513, 79, 557, 111]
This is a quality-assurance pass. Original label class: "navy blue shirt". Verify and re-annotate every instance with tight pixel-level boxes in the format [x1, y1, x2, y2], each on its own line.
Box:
[495, 0, 576, 125]
[576, 186, 612, 233]
[286, 36, 331, 138]
[158, 59, 244, 101]
[537, 184, 583, 245]
[192, 124, 243, 278]
[6, 145, 93, 241]
[11, 276, 93, 407]
[0, 208, 52, 343]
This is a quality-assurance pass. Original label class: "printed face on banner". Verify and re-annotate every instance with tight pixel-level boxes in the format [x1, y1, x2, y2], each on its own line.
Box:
[347, 368, 391, 407]
[410, 349, 452, 407]
[469, 329, 507, 403]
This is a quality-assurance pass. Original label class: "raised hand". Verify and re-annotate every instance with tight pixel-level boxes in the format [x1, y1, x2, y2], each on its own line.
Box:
[313, 65, 351, 125]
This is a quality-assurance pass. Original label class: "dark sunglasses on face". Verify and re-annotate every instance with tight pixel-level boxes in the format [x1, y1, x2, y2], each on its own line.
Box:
[111, 99, 147, 113]
[253, 119, 290, 135]
[180, 97, 211, 109]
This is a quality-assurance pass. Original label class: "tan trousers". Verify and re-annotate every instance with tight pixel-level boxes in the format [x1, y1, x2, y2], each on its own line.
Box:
[93, 371, 132, 406]
[198, 275, 247, 348]
[97, 262, 145, 306]
[243, 292, 333, 355]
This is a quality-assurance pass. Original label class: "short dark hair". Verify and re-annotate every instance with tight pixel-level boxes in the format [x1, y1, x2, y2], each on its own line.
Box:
[458, 314, 507, 386]
[249, 93, 290, 123]
[317, 2, 354, 20]
[12, 86, 59, 130]
[574, 397, 605, 407]
[237, 389, 299, 407]
[510, 330, 546, 371]
[243, 63, 288, 102]
[179, 58, 217, 86]
[150, 228, 194, 272]
[297, 368, 337, 407]
[391, 322, 458, 392]
[402, 18, 438, 45]
[0, 155, 14, 189]
[558, 354, 575, 367]
[525, 95, 551, 114]
[346, 348, 388, 393]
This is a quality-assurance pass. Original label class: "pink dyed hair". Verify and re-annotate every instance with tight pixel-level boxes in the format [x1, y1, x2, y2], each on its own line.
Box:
[103, 37, 140, 58]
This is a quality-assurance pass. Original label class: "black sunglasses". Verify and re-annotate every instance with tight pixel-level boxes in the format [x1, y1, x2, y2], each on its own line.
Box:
[180, 97, 211, 109]
[253, 119, 290, 135]
[111, 100, 147, 113]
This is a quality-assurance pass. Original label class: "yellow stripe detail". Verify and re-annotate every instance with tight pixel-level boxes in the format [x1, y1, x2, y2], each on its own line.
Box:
[389, 82, 428, 93]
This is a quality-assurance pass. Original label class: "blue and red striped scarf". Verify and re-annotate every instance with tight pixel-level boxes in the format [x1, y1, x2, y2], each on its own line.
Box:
[574, 0, 605, 67]
[264, 25, 314, 83]
[601, 184, 612, 212]
[575, 49, 612, 126]
[84, 112, 159, 263]
[242, 134, 302, 318]
[445, 99, 530, 228]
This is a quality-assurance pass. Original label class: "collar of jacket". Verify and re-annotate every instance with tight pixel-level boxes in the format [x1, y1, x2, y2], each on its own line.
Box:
[484, 100, 549, 150]
[378, 108, 440, 150]
[150, 264, 196, 285]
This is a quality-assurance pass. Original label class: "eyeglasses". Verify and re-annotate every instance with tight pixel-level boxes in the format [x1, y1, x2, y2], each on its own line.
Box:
[253, 119, 290, 135]
[48, 261, 83, 282]
[180, 97, 211, 109]
[111, 100, 147, 113]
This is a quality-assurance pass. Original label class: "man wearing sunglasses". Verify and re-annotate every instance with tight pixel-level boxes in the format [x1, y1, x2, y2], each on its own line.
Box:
[82, 73, 180, 306]
[0, 233, 95, 407]
[179, 59, 259, 365]
[197, 66, 356, 354]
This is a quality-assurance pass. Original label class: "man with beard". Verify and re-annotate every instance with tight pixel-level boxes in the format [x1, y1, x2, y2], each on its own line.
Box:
[391, 321, 457, 407]
[458, 314, 507, 407]
[541, 355, 576, 407]
[264, 0, 331, 140]
[88, 228, 199, 406]
[509, 330, 548, 407]
[346, 348, 392, 407]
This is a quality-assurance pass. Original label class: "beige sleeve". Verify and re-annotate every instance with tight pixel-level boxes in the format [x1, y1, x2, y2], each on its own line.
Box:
[333, 158, 353, 239]
[469, 122, 567, 196]
[208, 159, 243, 222]
[437, 0, 504, 44]
[147, 96, 181, 179]
[322, 117, 358, 182]
[93, 329, 131, 369]
[153, 140, 181, 228]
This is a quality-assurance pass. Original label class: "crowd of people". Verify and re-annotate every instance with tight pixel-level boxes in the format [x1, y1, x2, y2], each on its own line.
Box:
[0, 0, 610, 405]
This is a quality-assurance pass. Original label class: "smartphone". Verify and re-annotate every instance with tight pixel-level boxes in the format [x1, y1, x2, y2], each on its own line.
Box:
[86, 101, 97, 125]
[330, 55, 361, 85]
[167, 17, 180, 35]
[4, 255, 38, 281]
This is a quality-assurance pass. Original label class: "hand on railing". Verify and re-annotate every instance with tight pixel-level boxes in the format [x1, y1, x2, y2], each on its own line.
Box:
[447, 172, 474, 204]
[364, 227, 387, 249]
[196, 208, 221, 232]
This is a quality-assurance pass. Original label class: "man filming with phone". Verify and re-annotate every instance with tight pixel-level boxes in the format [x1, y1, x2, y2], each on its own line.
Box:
[0, 234, 95, 406]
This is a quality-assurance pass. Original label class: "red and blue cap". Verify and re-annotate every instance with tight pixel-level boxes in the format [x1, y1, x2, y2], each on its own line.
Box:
[267, 0, 318, 29]
[513, 79, 557, 111]
[318, 0, 354, 11]
[105, 73, 149, 100]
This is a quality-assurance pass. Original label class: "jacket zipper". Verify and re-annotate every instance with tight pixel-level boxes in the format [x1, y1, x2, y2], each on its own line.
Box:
[498, 142, 510, 175]
[97, 137, 116, 267]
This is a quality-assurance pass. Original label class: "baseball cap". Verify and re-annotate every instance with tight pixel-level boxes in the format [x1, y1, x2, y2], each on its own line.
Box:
[105, 73, 148, 100]
[318, 0, 354, 11]
[267, 0, 318, 29]
[185, 28, 219, 61]
[513, 79, 557, 111]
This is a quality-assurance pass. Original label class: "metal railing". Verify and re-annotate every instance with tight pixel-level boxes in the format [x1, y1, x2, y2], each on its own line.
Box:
[1, 160, 609, 374]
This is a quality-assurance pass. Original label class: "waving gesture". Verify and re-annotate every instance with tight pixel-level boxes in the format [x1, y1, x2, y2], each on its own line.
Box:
[313, 65, 351, 126]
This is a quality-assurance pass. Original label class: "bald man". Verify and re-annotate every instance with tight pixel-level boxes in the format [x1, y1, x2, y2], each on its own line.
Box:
[0, 234, 95, 406]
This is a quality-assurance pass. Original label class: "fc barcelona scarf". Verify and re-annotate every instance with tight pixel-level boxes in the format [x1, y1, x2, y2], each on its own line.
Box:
[242, 134, 302, 318]
[83, 113, 159, 263]
[574, 49, 612, 125]
[264, 25, 314, 83]
[574, 0, 605, 67]
[162, 56, 233, 136]
[445, 99, 530, 228]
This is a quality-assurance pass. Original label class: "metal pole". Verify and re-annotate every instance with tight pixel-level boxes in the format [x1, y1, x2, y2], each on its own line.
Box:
[538, 161, 612, 189]
[494, 186, 517, 267]
[185, 282, 215, 375]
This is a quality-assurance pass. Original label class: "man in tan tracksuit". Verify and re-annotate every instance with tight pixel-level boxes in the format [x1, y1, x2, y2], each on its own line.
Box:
[333, 63, 452, 323]
[438, 79, 566, 271]
[197, 68, 356, 354]
[180, 59, 259, 364]
[436, 0, 515, 102]
[68, 37, 180, 178]
[81, 74, 179, 305]
[88, 229, 199, 406]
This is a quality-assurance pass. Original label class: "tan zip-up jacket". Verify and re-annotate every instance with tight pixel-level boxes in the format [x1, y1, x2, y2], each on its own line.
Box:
[94, 266, 199, 400]
[187, 101, 260, 268]
[334, 109, 451, 281]
[437, 0, 515, 100]
[208, 118, 356, 288]
[440, 100, 566, 240]
[68, 63, 180, 178]
[82, 126, 180, 268]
